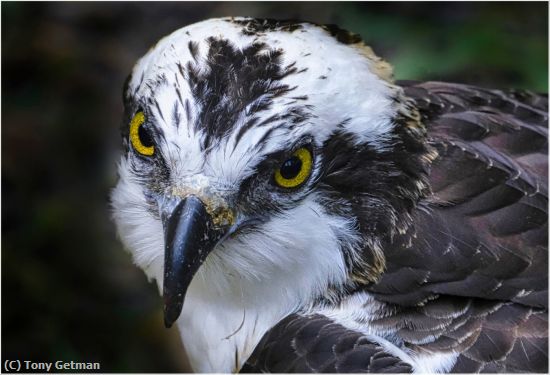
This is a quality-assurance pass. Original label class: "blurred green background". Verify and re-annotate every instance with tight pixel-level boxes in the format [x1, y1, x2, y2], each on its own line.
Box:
[2, 2, 547, 373]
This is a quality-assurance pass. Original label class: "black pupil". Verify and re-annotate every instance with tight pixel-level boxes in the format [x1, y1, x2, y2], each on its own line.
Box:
[280, 156, 302, 179]
[138, 124, 154, 148]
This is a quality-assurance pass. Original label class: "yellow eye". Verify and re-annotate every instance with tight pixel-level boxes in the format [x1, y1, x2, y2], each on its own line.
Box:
[274, 147, 313, 188]
[129, 111, 154, 156]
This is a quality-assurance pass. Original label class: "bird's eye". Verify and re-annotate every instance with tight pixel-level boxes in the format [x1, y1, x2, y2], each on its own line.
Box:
[274, 147, 313, 188]
[129, 111, 154, 156]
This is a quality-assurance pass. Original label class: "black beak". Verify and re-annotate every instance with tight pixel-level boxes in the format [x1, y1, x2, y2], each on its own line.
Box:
[159, 195, 226, 328]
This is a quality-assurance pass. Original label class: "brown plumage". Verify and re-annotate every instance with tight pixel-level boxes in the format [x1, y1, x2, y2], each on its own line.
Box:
[242, 314, 414, 373]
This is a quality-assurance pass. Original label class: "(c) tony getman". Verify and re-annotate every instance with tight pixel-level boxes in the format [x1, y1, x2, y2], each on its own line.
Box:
[112, 17, 548, 373]
[10, 361, 101, 372]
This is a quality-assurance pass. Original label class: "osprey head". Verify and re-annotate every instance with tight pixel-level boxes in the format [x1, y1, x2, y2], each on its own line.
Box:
[112, 17, 431, 330]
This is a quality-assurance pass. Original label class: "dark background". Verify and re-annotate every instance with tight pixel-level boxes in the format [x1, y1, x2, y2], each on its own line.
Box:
[2, 2, 547, 372]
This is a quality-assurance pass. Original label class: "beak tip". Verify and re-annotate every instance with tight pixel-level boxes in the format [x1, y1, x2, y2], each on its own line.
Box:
[164, 317, 174, 329]
[163, 305, 181, 328]
[163, 295, 184, 329]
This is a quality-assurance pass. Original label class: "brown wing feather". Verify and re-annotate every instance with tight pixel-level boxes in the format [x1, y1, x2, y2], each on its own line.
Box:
[365, 81, 548, 372]
[368, 81, 547, 306]
[241, 314, 413, 373]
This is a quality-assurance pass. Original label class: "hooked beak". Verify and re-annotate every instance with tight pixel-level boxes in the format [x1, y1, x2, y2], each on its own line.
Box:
[159, 195, 227, 328]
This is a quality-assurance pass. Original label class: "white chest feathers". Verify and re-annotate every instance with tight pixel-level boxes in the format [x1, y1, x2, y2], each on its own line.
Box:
[176, 275, 299, 372]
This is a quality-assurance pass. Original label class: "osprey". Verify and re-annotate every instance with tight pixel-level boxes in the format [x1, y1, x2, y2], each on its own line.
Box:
[112, 18, 548, 373]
